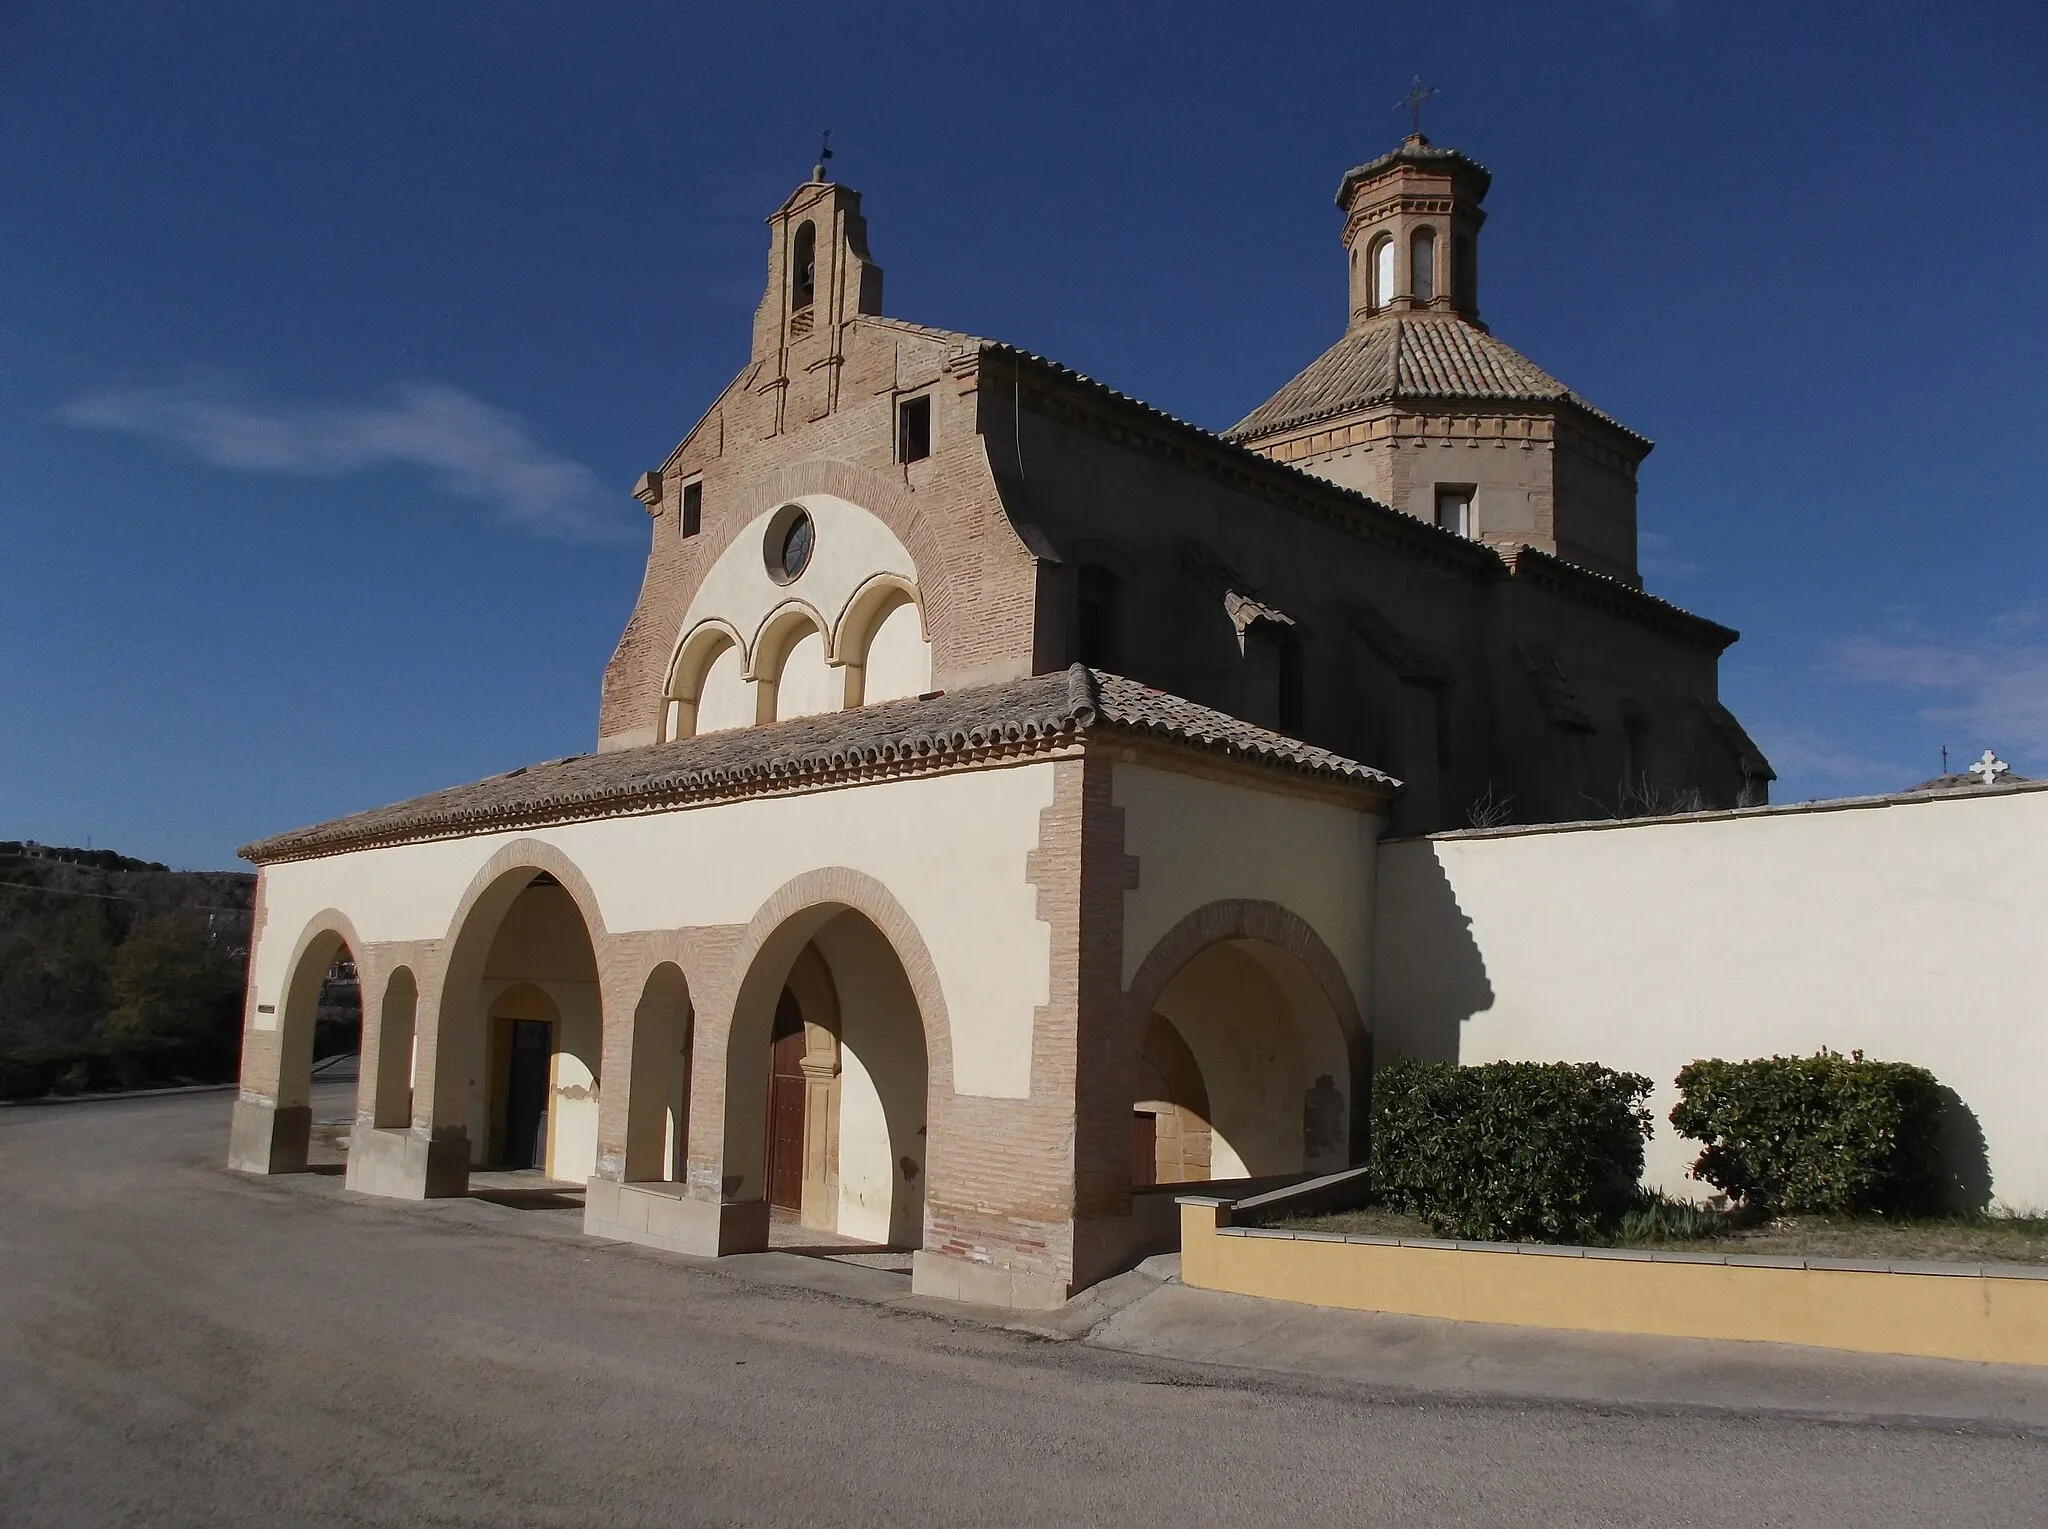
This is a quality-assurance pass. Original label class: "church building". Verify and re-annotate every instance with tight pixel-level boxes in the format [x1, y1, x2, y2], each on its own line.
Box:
[230, 137, 1770, 1309]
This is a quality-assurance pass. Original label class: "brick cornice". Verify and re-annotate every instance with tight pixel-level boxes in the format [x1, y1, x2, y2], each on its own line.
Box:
[978, 350, 1502, 582]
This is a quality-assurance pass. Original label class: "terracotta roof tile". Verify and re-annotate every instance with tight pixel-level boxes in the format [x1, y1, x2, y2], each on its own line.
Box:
[1224, 316, 1646, 446]
[240, 668, 1397, 864]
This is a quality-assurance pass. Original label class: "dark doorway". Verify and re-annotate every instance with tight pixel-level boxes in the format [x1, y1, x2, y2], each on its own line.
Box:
[765, 989, 807, 1210]
[1131, 1111, 1158, 1188]
[503, 1019, 552, 1171]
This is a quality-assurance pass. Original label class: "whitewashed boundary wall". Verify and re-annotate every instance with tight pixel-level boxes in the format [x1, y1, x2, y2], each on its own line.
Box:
[1374, 783, 2048, 1211]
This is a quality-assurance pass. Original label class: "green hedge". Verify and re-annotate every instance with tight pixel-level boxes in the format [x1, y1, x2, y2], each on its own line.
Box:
[1371, 1059, 1654, 1242]
[1670, 1050, 1945, 1216]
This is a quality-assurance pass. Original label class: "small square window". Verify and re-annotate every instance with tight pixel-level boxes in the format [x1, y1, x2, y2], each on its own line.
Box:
[897, 394, 932, 464]
[680, 480, 702, 538]
[1434, 486, 1473, 537]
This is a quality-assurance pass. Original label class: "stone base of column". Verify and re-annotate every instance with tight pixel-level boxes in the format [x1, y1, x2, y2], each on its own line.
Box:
[227, 1097, 310, 1175]
[910, 1250, 1073, 1311]
[344, 1124, 471, 1199]
[583, 1179, 770, 1257]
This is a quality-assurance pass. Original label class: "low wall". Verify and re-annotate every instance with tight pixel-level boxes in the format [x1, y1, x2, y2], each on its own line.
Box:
[1178, 1200, 2048, 1366]
[1374, 782, 2048, 1210]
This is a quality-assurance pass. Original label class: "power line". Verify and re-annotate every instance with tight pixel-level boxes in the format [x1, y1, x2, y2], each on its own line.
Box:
[0, 880, 252, 916]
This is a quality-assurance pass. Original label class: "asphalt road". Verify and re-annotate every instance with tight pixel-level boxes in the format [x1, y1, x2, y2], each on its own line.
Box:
[3, 1086, 2044, 1528]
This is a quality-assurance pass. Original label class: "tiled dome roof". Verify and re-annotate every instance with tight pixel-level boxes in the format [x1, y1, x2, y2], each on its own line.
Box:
[1225, 316, 1644, 446]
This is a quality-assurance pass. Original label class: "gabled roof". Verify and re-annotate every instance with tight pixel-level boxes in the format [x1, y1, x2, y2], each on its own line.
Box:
[1224, 315, 1648, 448]
[240, 668, 1397, 864]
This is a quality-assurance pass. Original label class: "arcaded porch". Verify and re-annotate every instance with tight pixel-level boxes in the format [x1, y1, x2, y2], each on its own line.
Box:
[229, 671, 1394, 1307]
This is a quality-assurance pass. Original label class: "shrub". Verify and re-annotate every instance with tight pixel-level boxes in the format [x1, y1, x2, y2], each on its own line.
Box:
[1670, 1050, 1946, 1216]
[1612, 1189, 1731, 1246]
[1371, 1059, 1654, 1242]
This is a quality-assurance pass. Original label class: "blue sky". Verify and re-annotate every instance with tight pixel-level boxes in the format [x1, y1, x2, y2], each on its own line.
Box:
[4, 2, 2045, 869]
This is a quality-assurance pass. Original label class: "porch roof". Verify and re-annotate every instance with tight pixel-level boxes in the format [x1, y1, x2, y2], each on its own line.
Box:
[240, 667, 1399, 864]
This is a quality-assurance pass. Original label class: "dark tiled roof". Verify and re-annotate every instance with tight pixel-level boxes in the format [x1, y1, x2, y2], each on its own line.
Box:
[1904, 769, 2030, 794]
[1224, 316, 1646, 446]
[240, 668, 1397, 864]
[856, 315, 1729, 648]
[1334, 137, 1493, 207]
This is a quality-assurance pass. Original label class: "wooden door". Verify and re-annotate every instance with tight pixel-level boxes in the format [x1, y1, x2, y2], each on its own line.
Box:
[1131, 1111, 1158, 1188]
[504, 1019, 552, 1171]
[765, 989, 807, 1211]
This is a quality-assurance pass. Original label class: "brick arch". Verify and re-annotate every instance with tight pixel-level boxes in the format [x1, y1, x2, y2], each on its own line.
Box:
[746, 596, 834, 681]
[720, 865, 953, 1097]
[438, 838, 611, 954]
[830, 570, 926, 661]
[421, 838, 611, 1151]
[1123, 898, 1371, 1164]
[264, 906, 370, 1110]
[278, 906, 368, 999]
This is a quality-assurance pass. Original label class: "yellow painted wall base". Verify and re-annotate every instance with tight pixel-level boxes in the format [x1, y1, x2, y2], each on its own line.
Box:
[1178, 1202, 2048, 1367]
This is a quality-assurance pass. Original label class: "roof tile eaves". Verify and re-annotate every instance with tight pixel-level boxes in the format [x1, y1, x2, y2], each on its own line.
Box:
[240, 669, 1396, 864]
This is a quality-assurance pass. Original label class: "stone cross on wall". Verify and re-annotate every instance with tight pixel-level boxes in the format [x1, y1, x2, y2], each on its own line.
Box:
[1968, 749, 2009, 786]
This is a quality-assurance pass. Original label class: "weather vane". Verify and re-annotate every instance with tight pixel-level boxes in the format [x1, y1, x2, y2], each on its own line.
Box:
[814, 127, 834, 180]
[1395, 76, 1438, 135]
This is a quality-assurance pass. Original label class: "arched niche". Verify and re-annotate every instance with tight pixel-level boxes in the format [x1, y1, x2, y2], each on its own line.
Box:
[625, 962, 693, 1184]
[749, 600, 839, 724]
[1125, 900, 1370, 1181]
[663, 619, 752, 740]
[673, 493, 920, 699]
[832, 573, 931, 707]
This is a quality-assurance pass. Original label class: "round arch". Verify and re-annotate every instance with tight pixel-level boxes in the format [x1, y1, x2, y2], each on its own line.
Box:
[710, 868, 951, 1246]
[623, 960, 694, 1184]
[734, 461, 958, 650]
[831, 572, 929, 707]
[748, 598, 837, 723]
[272, 907, 368, 1116]
[1125, 899, 1371, 1168]
[368, 963, 418, 1131]
[830, 571, 925, 661]
[662, 617, 750, 740]
[430, 841, 610, 1176]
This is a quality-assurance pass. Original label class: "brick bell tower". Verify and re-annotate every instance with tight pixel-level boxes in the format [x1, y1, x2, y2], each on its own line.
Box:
[1229, 134, 1651, 586]
[747, 156, 884, 433]
[1340, 133, 1490, 328]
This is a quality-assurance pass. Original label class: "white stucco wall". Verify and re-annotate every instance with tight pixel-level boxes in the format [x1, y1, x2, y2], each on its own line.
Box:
[862, 598, 931, 705]
[250, 761, 1058, 1101]
[815, 909, 927, 1246]
[666, 495, 932, 736]
[1374, 785, 2048, 1210]
[680, 494, 919, 670]
[1154, 947, 1305, 1178]
[693, 643, 752, 733]
[774, 628, 840, 721]
[1114, 760, 1378, 1005]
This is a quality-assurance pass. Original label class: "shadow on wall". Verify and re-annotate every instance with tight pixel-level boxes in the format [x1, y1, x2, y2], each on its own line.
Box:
[1938, 1087, 1993, 1214]
[1371, 843, 1493, 1063]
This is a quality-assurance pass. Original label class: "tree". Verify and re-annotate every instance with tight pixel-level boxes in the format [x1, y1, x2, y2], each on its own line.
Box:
[103, 911, 242, 1049]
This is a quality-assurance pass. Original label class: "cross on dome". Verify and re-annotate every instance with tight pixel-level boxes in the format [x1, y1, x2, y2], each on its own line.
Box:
[1395, 76, 1438, 135]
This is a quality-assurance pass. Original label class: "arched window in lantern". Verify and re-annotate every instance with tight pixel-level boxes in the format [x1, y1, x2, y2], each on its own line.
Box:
[1410, 226, 1437, 305]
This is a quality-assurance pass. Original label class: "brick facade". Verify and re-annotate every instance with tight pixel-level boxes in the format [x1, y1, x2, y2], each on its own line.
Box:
[596, 158, 1768, 832]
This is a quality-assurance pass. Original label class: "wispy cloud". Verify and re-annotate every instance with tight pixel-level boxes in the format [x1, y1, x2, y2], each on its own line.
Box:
[1835, 613, 2048, 763]
[1748, 724, 1905, 787]
[1638, 530, 1700, 580]
[61, 379, 618, 538]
